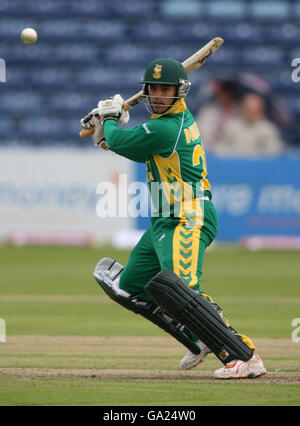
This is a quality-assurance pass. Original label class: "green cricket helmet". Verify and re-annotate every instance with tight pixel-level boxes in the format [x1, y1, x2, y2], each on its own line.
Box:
[140, 57, 191, 98]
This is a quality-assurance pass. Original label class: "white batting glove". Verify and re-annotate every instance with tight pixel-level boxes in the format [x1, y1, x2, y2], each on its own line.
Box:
[80, 108, 108, 149]
[97, 94, 130, 125]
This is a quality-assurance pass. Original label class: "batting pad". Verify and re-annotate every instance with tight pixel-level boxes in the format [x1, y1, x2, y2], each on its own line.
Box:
[94, 257, 201, 355]
[145, 270, 253, 365]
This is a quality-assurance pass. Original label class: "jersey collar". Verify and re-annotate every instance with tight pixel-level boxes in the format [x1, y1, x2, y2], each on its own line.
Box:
[151, 98, 187, 119]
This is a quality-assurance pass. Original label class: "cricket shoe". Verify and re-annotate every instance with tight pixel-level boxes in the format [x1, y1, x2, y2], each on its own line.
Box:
[213, 354, 267, 379]
[180, 340, 211, 370]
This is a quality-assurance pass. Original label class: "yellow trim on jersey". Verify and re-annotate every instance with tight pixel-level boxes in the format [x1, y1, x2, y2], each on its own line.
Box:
[152, 150, 194, 205]
[151, 98, 187, 119]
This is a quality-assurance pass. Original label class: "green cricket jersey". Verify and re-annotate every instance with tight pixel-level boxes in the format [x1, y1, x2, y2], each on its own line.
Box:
[104, 98, 211, 216]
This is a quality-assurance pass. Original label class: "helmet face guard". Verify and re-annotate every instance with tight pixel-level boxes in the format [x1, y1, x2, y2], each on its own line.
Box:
[143, 77, 190, 98]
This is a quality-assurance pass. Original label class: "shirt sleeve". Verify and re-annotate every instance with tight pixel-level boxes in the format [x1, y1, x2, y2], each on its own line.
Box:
[104, 118, 176, 161]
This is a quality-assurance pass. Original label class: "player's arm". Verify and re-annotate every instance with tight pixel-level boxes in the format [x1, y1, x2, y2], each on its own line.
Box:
[98, 94, 175, 157]
[103, 120, 173, 158]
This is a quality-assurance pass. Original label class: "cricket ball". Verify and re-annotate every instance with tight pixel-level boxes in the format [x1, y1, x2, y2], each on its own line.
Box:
[21, 28, 38, 45]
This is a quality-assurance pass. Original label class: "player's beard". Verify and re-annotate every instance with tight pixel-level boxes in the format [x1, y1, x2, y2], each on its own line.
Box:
[149, 98, 176, 115]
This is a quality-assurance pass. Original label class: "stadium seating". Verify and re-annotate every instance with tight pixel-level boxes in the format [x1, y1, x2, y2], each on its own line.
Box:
[250, 1, 290, 20]
[0, 0, 299, 147]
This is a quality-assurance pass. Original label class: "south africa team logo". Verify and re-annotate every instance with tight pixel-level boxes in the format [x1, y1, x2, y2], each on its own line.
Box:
[153, 64, 162, 79]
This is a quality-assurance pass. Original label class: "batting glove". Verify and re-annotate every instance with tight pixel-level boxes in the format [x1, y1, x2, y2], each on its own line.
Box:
[97, 94, 130, 125]
[80, 108, 108, 149]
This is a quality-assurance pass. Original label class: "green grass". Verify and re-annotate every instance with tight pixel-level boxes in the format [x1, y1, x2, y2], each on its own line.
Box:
[1, 300, 158, 336]
[0, 244, 299, 406]
[0, 244, 298, 338]
[0, 245, 128, 295]
[1, 296, 297, 338]
[0, 377, 299, 406]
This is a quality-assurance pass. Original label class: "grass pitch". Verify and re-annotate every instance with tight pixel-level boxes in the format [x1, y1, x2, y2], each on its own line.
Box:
[0, 244, 299, 406]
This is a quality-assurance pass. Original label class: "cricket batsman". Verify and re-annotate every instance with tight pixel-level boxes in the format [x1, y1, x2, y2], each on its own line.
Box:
[80, 58, 267, 379]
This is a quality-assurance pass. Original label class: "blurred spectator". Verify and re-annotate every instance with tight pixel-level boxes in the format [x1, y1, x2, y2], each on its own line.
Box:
[211, 93, 284, 157]
[196, 80, 239, 151]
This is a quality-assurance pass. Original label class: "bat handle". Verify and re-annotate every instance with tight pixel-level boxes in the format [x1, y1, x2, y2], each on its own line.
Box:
[79, 127, 94, 137]
[79, 102, 132, 138]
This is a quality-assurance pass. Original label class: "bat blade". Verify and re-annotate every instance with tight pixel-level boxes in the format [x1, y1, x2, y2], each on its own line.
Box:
[182, 37, 224, 74]
[80, 37, 224, 138]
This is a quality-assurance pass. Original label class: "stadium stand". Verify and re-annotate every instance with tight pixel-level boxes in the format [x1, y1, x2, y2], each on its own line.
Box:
[0, 0, 298, 147]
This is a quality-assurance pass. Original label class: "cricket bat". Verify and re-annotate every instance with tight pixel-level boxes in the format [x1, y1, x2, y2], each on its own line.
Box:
[79, 37, 224, 138]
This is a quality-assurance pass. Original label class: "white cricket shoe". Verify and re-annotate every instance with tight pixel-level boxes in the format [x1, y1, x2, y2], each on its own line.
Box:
[180, 340, 211, 370]
[213, 354, 267, 379]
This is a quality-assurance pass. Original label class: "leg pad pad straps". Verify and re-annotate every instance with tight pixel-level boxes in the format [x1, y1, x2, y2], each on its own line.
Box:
[93, 258, 201, 355]
[145, 270, 254, 365]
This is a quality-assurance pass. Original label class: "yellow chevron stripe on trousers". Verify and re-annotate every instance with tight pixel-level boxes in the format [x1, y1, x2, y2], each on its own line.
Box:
[172, 199, 204, 287]
[173, 224, 200, 287]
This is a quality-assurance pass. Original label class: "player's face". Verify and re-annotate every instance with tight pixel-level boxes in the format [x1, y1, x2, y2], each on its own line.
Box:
[148, 84, 177, 114]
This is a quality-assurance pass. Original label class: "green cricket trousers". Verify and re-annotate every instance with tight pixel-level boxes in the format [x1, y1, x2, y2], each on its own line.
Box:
[119, 199, 255, 350]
